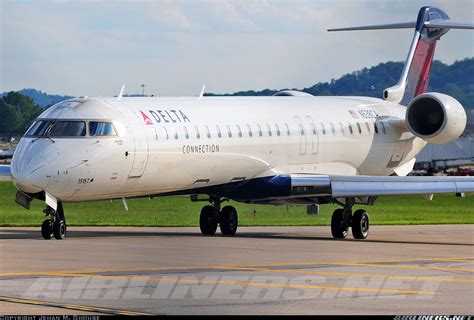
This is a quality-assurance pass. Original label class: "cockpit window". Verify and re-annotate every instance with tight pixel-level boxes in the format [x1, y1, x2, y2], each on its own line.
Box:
[49, 121, 86, 137]
[26, 120, 54, 136]
[89, 121, 116, 136]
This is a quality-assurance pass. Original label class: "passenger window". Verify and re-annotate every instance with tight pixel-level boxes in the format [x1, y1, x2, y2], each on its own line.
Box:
[365, 122, 371, 133]
[173, 127, 178, 140]
[183, 126, 189, 139]
[380, 122, 386, 134]
[247, 124, 253, 137]
[275, 124, 281, 136]
[216, 125, 222, 138]
[285, 123, 290, 136]
[330, 123, 336, 135]
[194, 125, 200, 139]
[236, 125, 242, 137]
[374, 122, 379, 134]
[299, 124, 305, 136]
[162, 127, 169, 140]
[266, 124, 272, 136]
[320, 123, 326, 135]
[89, 121, 116, 136]
[205, 125, 211, 138]
[226, 125, 232, 138]
[357, 122, 362, 134]
[339, 122, 344, 135]
[49, 121, 86, 137]
[257, 124, 263, 137]
[311, 123, 316, 135]
[348, 123, 353, 135]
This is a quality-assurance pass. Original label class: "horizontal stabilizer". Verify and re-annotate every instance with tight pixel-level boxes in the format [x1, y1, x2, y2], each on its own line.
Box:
[328, 20, 474, 32]
[328, 22, 416, 32]
[424, 19, 474, 30]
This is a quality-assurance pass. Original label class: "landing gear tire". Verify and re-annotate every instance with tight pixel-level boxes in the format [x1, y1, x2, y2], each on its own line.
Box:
[200, 205, 218, 235]
[53, 219, 67, 240]
[331, 208, 348, 239]
[41, 220, 53, 240]
[352, 209, 369, 239]
[220, 205, 238, 236]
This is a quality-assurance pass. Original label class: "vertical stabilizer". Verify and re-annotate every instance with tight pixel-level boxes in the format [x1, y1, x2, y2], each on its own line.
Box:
[383, 7, 449, 105]
[328, 6, 473, 106]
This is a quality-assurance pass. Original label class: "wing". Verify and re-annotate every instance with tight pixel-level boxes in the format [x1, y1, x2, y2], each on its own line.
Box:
[291, 174, 473, 198]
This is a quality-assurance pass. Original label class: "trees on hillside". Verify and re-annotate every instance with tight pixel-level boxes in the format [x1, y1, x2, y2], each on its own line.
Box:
[206, 58, 473, 107]
[0, 92, 43, 137]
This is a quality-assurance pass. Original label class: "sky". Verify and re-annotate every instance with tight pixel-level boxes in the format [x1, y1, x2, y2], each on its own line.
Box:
[1, 0, 473, 97]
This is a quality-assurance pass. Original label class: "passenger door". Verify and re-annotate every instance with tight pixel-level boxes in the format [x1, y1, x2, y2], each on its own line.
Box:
[128, 118, 149, 178]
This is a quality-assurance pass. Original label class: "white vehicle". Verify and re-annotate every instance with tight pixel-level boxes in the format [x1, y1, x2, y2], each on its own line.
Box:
[9, 6, 474, 240]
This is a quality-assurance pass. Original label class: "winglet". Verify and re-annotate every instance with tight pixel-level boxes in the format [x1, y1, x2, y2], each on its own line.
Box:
[117, 85, 125, 100]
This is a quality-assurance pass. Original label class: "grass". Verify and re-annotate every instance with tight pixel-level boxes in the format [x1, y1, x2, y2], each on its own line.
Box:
[0, 181, 473, 227]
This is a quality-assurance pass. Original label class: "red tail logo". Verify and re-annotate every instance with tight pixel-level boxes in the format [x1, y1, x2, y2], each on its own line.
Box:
[140, 110, 153, 126]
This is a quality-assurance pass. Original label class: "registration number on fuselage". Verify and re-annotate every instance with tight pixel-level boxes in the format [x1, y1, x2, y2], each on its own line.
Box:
[350, 109, 379, 119]
[78, 178, 94, 184]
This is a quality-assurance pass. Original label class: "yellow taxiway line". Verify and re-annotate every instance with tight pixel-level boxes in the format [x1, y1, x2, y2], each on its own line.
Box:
[212, 266, 474, 283]
[320, 262, 474, 273]
[0, 256, 472, 278]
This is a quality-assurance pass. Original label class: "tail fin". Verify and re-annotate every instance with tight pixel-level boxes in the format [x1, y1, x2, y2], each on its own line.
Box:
[328, 6, 474, 106]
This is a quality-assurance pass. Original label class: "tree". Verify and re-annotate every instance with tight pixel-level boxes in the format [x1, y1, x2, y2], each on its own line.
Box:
[0, 91, 43, 136]
[0, 101, 20, 135]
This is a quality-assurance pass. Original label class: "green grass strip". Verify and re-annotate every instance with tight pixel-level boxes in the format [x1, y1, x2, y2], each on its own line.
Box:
[0, 181, 472, 226]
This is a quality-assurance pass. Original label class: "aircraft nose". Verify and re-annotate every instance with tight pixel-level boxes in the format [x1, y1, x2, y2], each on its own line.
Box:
[10, 141, 51, 194]
[11, 162, 49, 194]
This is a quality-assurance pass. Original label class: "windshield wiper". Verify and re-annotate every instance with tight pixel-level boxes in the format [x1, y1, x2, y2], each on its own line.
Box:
[32, 123, 56, 144]
[32, 135, 55, 144]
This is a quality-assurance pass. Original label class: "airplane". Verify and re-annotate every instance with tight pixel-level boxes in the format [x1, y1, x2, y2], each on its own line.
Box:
[0, 139, 15, 160]
[6, 6, 474, 240]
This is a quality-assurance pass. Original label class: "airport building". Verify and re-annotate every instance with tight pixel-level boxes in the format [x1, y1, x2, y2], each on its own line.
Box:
[415, 136, 474, 173]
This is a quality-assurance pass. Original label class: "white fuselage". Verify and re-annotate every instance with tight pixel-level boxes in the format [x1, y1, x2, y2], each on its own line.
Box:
[11, 96, 426, 202]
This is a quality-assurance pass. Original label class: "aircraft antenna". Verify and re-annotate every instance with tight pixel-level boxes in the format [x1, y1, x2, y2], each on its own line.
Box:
[199, 85, 206, 99]
[117, 85, 125, 100]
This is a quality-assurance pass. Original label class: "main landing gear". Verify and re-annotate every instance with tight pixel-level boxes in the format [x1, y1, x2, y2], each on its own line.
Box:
[41, 202, 66, 240]
[199, 197, 238, 236]
[331, 198, 369, 240]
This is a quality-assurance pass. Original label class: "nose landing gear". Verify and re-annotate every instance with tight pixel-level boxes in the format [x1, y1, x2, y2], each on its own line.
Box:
[41, 202, 66, 240]
[199, 196, 238, 236]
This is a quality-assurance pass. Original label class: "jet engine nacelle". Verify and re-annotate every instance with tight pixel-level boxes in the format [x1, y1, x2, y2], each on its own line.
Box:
[406, 92, 467, 144]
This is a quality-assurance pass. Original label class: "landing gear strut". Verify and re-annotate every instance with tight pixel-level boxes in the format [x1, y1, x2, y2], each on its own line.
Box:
[331, 198, 369, 240]
[199, 196, 238, 236]
[41, 202, 66, 240]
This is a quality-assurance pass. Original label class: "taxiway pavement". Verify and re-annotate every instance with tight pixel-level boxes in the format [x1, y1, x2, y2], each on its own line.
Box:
[0, 225, 473, 315]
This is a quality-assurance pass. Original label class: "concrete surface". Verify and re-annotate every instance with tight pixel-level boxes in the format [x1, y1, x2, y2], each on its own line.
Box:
[0, 225, 473, 315]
